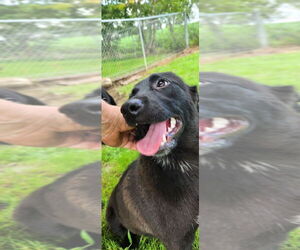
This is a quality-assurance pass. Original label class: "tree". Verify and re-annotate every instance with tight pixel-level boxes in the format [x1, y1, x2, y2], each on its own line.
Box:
[0, 0, 99, 19]
[101, 0, 195, 55]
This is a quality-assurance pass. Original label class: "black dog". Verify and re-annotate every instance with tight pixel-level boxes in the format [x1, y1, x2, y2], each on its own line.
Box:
[199, 72, 300, 250]
[106, 72, 199, 250]
[13, 88, 111, 249]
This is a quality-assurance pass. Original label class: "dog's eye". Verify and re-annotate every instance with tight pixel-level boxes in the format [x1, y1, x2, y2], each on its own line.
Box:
[154, 79, 170, 89]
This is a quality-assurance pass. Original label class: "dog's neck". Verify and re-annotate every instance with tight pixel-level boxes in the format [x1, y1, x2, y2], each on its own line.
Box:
[138, 147, 198, 201]
[153, 154, 198, 174]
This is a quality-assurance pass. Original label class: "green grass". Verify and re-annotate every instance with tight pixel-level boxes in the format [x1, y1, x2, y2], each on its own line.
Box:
[102, 51, 200, 249]
[50, 82, 100, 99]
[200, 21, 300, 53]
[202, 51, 300, 89]
[48, 36, 99, 51]
[102, 54, 167, 79]
[0, 58, 100, 78]
[119, 52, 199, 97]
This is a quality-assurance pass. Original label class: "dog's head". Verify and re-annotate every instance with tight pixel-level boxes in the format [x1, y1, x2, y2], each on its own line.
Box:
[121, 72, 198, 157]
[199, 72, 300, 155]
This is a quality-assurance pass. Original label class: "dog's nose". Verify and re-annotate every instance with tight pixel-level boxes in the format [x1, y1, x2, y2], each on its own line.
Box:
[122, 99, 144, 116]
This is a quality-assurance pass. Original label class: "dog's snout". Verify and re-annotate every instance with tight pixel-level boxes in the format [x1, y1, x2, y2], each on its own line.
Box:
[123, 99, 144, 116]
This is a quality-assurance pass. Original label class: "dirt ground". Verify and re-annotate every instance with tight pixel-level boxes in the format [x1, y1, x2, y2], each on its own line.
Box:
[20, 85, 76, 105]
[200, 46, 300, 64]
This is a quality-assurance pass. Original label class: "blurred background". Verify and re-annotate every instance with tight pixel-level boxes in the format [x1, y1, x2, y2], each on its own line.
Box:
[200, 0, 300, 91]
[0, 1, 100, 250]
[200, 1, 300, 250]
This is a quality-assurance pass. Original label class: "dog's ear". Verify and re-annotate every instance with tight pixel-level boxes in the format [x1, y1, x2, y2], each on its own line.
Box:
[269, 86, 300, 109]
[100, 88, 117, 105]
[189, 86, 199, 105]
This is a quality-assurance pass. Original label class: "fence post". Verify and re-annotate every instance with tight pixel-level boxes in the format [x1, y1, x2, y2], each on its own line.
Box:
[254, 10, 268, 48]
[138, 21, 148, 70]
[184, 12, 189, 49]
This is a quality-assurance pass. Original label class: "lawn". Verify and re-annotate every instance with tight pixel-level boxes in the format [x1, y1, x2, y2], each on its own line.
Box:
[200, 21, 300, 53]
[201, 51, 300, 89]
[118, 52, 199, 97]
[102, 54, 168, 79]
[0, 58, 100, 78]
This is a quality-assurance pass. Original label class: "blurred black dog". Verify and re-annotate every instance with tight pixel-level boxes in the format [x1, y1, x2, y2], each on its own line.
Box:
[14, 162, 101, 248]
[59, 87, 113, 127]
[0, 88, 46, 105]
[106, 72, 199, 250]
[199, 72, 300, 250]
[12, 88, 111, 249]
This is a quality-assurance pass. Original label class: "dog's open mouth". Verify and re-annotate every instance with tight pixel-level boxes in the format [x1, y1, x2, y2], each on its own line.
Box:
[135, 117, 183, 156]
[199, 117, 249, 146]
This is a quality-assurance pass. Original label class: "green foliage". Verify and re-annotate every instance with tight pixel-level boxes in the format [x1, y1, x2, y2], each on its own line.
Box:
[0, 1, 99, 19]
[80, 230, 95, 247]
[102, 0, 193, 19]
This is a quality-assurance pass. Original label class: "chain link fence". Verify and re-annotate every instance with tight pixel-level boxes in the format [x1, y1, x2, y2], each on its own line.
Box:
[102, 12, 199, 79]
[0, 18, 100, 79]
[200, 11, 300, 54]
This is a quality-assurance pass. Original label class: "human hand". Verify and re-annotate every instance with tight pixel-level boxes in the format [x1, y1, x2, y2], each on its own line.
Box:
[0, 100, 100, 149]
[101, 100, 137, 150]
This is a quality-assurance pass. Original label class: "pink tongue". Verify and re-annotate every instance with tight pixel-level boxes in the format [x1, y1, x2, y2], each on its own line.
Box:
[136, 121, 167, 156]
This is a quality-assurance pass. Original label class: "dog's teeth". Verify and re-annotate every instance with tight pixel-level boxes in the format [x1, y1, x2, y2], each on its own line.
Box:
[170, 118, 176, 129]
[205, 127, 216, 132]
[212, 118, 229, 129]
[162, 135, 167, 143]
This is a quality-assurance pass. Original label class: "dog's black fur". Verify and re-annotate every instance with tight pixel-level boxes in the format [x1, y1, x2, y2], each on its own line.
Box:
[199, 72, 300, 250]
[0, 88, 46, 105]
[106, 72, 199, 250]
[12, 88, 110, 249]
[14, 162, 101, 248]
[59, 87, 113, 127]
